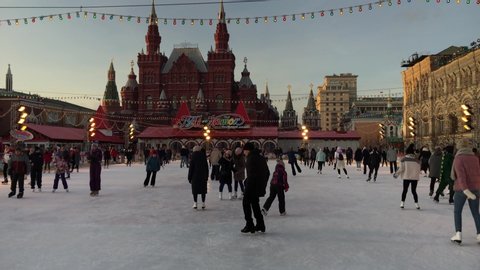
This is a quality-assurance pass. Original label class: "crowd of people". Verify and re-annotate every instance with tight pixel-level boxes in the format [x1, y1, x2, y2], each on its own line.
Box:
[2, 139, 480, 243]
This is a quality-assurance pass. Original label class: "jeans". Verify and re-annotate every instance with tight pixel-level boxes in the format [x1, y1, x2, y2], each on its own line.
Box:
[144, 171, 157, 186]
[53, 173, 68, 190]
[368, 164, 379, 180]
[389, 161, 398, 174]
[401, 180, 418, 203]
[219, 182, 232, 193]
[317, 161, 324, 172]
[263, 185, 285, 214]
[234, 180, 244, 193]
[453, 190, 480, 233]
[193, 193, 206, 203]
[30, 167, 43, 189]
[289, 160, 302, 176]
[3, 163, 8, 181]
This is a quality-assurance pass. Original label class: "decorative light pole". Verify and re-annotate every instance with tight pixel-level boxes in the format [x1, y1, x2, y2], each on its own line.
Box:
[203, 126, 211, 151]
[301, 125, 309, 147]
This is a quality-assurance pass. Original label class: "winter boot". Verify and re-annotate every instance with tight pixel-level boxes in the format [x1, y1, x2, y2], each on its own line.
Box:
[433, 194, 440, 203]
[429, 191, 433, 197]
[17, 193, 23, 199]
[219, 192, 223, 200]
[255, 223, 266, 233]
[400, 201, 404, 209]
[366, 178, 371, 182]
[241, 224, 255, 234]
[52, 189, 56, 193]
[451, 232, 462, 245]
[232, 192, 237, 199]
[347, 175, 350, 179]
[192, 202, 197, 209]
[202, 202, 206, 210]
[8, 192, 15, 198]
[415, 203, 420, 210]
[280, 212, 287, 216]
[38, 188, 42, 192]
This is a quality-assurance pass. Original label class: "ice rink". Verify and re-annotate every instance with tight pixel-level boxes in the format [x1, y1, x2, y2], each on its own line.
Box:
[1, 159, 479, 270]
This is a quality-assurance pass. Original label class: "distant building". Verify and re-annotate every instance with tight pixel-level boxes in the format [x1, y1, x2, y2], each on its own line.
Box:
[315, 74, 356, 131]
[401, 45, 480, 147]
[280, 86, 298, 130]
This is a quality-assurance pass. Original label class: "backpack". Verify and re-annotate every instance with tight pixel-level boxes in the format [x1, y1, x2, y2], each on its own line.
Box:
[338, 153, 344, 161]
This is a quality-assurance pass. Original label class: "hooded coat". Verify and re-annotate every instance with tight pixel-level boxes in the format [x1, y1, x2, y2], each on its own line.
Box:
[188, 150, 209, 195]
[428, 148, 443, 178]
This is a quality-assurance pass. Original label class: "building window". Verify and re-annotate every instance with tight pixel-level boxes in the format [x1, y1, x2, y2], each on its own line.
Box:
[146, 96, 153, 110]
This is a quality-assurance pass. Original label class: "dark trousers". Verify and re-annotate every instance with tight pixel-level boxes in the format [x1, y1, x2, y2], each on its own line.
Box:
[435, 179, 454, 202]
[429, 177, 438, 193]
[243, 193, 264, 227]
[401, 180, 418, 203]
[289, 160, 302, 176]
[53, 173, 68, 190]
[219, 182, 232, 192]
[30, 167, 43, 189]
[263, 185, 285, 214]
[104, 159, 109, 168]
[11, 173, 25, 193]
[234, 180, 244, 193]
[389, 161, 398, 174]
[317, 161, 324, 172]
[144, 171, 157, 186]
[368, 164, 379, 180]
[3, 163, 8, 180]
[363, 163, 368, 174]
[211, 165, 220, 180]
[193, 193, 206, 203]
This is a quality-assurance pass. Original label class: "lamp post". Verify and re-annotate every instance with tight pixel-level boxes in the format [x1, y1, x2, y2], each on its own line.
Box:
[203, 126, 211, 151]
[301, 125, 309, 148]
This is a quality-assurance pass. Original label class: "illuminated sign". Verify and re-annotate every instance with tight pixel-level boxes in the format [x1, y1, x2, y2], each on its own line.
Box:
[10, 129, 34, 141]
[176, 114, 247, 130]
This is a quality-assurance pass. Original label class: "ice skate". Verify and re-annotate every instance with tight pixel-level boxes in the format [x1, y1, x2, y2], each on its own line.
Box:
[415, 203, 420, 210]
[219, 192, 223, 200]
[52, 189, 56, 193]
[433, 195, 439, 203]
[366, 178, 371, 182]
[228, 192, 233, 200]
[429, 191, 433, 197]
[261, 208, 268, 216]
[346, 175, 350, 179]
[400, 201, 404, 209]
[232, 192, 237, 199]
[280, 212, 287, 216]
[32, 188, 35, 192]
[201, 202, 206, 209]
[192, 202, 197, 209]
[65, 189, 69, 192]
[17, 193, 23, 199]
[255, 223, 266, 233]
[8, 192, 15, 198]
[241, 224, 255, 234]
[338, 175, 341, 179]
[451, 232, 462, 245]
[38, 188, 42, 192]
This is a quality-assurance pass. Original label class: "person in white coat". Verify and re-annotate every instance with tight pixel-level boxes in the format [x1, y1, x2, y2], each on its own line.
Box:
[394, 144, 421, 209]
[335, 147, 349, 179]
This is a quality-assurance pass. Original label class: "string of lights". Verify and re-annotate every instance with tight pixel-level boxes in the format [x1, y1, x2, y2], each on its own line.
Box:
[0, 0, 476, 27]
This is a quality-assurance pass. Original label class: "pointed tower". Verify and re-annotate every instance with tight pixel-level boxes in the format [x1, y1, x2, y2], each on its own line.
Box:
[302, 84, 320, 130]
[195, 88, 208, 113]
[146, 0, 161, 56]
[101, 61, 121, 114]
[6, 64, 12, 91]
[207, 0, 235, 114]
[280, 85, 298, 130]
[158, 89, 170, 112]
[121, 61, 139, 114]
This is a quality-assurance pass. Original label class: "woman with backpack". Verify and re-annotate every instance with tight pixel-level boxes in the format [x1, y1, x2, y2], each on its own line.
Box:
[262, 159, 289, 216]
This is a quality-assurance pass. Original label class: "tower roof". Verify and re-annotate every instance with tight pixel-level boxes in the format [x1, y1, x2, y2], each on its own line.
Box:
[162, 47, 207, 73]
[285, 87, 294, 111]
[239, 61, 253, 88]
[196, 88, 205, 100]
[149, 0, 157, 25]
[306, 89, 316, 110]
[7, 64, 12, 75]
[218, 0, 226, 23]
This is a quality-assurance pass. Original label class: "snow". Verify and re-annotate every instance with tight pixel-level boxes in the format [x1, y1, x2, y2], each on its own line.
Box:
[0, 160, 479, 270]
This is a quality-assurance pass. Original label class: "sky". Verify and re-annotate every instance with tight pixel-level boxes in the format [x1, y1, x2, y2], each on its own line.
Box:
[0, 0, 478, 114]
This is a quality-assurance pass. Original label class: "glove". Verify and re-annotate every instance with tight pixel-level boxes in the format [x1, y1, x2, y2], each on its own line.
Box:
[464, 190, 477, 200]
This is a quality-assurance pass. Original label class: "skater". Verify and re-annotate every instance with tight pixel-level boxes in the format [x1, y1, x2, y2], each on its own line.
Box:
[335, 147, 349, 179]
[52, 155, 69, 192]
[103, 146, 111, 169]
[367, 147, 381, 182]
[125, 147, 134, 166]
[87, 143, 103, 197]
[29, 146, 44, 192]
[7, 147, 30, 199]
[188, 146, 209, 210]
[362, 146, 370, 175]
[180, 146, 189, 168]
[72, 147, 81, 173]
[433, 145, 455, 204]
[309, 147, 317, 169]
[232, 147, 246, 199]
[209, 146, 222, 181]
[262, 159, 289, 216]
[218, 150, 235, 200]
[428, 147, 442, 197]
[316, 147, 326, 174]
[386, 146, 398, 174]
[144, 151, 160, 187]
[394, 144, 421, 210]
[287, 147, 302, 176]
[354, 147, 363, 171]
[43, 147, 52, 174]
[419, 146, 431, 177]
[241, 142, 269, 234]
[450, 138, 480, 244]
[346, 147, 353, 166]
[2, 145, 12, 184]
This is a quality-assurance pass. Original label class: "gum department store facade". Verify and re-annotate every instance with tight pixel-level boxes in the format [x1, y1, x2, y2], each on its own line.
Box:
[402, 45, 480, 148]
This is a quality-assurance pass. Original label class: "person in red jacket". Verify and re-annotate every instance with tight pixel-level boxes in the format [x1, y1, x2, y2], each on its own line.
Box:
[262, 159, 289, 216]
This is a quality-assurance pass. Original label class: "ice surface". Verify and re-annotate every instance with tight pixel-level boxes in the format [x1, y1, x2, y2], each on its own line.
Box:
[0, 160, 479, 270]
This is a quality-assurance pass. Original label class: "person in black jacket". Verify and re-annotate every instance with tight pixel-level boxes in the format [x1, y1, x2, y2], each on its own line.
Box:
[362, 147, 370, 175]
[367, 147, 381, 182]
[188, 146, 209, 210]
[29, 146, 44, 192]
[241, 142, 270, 234]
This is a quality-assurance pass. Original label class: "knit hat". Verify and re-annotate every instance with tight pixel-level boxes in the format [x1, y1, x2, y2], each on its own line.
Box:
[193, 145, 202, 152]
[243, 142, 255, 151]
